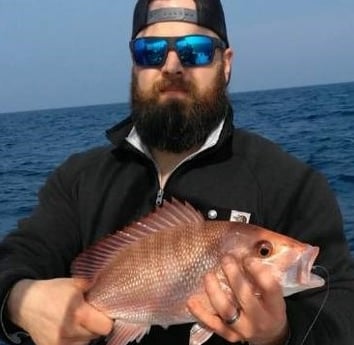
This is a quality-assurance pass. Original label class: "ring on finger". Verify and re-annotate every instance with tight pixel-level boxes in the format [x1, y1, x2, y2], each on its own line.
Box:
[224, 308, 241, 325]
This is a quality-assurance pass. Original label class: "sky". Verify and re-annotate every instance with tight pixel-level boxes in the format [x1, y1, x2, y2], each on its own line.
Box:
[1, 0, 354, 113]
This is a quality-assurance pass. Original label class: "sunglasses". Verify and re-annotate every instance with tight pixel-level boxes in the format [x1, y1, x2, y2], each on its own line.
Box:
[130, 34, 226, 68]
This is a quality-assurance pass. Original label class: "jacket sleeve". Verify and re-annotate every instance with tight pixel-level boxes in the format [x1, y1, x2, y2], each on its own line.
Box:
[0, 157, 82, 343]
[268, 167, 354, 345]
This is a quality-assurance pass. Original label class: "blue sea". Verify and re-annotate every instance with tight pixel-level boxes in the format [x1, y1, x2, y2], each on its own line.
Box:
[0, 81, 354, 258]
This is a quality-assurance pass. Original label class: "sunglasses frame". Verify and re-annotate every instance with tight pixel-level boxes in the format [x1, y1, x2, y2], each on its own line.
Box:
[130, 34, 227, 68]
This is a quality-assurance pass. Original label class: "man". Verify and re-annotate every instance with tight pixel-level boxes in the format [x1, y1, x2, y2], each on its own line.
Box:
[1, 0, 354, 344]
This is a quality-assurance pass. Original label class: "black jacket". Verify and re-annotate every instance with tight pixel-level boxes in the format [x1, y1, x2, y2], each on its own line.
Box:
[1, 110, 354, 345]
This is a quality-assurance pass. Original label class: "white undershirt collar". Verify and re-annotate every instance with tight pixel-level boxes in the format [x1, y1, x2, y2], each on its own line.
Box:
[126, 118, 225, 162]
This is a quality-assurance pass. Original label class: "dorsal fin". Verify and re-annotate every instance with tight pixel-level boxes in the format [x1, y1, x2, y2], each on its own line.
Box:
[71, 198, 204, 282]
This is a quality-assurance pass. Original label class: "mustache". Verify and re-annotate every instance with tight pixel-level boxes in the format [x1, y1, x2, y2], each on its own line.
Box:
[154, 78, 192, 93]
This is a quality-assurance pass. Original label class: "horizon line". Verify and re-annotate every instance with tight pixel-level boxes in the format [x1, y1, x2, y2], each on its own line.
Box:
[1, 79, 353, 116]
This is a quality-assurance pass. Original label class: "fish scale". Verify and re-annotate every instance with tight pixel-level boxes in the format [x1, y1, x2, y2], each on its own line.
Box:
[71, 198, 324, 345]
[88, 223, 223, 323]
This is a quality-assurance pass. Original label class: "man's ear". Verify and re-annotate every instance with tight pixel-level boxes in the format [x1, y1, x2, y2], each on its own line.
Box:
[223, 48, 234, 85]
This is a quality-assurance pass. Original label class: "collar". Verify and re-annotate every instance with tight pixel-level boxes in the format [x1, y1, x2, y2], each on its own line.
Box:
[125, 119, 225, 161]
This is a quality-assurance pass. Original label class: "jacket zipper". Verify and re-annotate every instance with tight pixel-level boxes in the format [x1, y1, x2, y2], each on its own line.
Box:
[153, 148, 212, 206]
[155, 188, 164, 206]
[154, 161, 188, 206]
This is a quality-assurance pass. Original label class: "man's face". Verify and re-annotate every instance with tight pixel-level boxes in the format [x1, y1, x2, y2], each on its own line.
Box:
[130, 0, 233, 153]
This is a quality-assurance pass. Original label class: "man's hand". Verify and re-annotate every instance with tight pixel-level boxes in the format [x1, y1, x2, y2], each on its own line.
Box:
[7, 278, 113, 345]
[187, 255, 289, 345]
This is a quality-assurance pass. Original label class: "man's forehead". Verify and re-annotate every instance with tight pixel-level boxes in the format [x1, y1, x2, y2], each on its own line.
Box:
[149, 0, 196, 11]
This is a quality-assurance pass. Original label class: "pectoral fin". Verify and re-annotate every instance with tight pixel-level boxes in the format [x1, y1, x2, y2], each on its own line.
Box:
[107, 320, 150, 345]
[189, 323, 214, 345]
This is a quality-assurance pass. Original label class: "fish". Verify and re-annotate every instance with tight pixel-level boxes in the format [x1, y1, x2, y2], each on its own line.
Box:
[71, 198, 325, 345]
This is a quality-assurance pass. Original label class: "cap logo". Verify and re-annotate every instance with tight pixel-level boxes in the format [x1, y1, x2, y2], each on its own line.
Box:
[147, 7, 198, 25]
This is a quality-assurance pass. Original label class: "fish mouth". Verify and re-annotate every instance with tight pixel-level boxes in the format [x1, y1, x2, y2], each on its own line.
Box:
[299, 245, 325, 288]
[282, 244, 325, 296]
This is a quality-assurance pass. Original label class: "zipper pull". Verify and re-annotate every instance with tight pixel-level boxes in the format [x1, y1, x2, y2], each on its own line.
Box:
[155, 188, 164, 206]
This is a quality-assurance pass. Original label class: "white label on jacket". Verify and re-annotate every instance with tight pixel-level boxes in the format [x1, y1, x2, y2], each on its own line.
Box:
[230, 210, 251, 223]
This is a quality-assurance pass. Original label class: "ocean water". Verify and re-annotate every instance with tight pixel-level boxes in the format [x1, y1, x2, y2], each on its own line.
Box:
[0, 82, 353, 257]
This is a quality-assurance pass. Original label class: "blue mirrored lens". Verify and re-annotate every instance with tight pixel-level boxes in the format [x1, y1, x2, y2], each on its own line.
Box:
[132, 38, 168, 66]
[130, 35, 222, 67]
[175, 36, 213, 66]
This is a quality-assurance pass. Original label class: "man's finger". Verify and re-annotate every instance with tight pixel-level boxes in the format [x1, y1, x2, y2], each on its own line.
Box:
[203, 272, 238, 322]
[77, 303, 113, 336]
[244, 260, 285, 311]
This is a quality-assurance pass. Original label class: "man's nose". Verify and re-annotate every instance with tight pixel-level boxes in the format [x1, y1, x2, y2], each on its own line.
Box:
[161, 50, 184, 76]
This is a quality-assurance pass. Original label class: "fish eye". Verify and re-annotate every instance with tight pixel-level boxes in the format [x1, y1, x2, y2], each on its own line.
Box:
[256, 241, 273, 258]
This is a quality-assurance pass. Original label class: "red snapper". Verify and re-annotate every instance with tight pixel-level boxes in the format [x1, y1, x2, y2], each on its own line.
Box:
[71, 198, 324, 345]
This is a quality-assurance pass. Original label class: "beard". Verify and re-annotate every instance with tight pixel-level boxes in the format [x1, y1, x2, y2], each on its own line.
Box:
[130, 65, 229, 153]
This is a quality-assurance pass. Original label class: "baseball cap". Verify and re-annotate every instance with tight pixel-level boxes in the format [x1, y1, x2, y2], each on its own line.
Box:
[131, 0, 229, 48]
